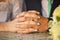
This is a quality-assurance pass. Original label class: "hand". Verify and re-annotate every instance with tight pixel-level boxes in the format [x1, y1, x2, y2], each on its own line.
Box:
[16, 21, 38, 34]
[11, 10, 39, 34]
[37, 16, 48, 32]
[8, 21, 38, 34]
[0, 10, 48, 34]
[11, 10, 48, 34]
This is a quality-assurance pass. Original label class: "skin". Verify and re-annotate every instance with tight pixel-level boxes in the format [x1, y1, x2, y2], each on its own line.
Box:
[0, 0, 6, 2]
[0, 10, 48, 34]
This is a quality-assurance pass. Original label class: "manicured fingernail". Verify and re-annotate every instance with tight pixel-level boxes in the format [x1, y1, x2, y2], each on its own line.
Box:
[37, 22, 41, 26]
[38, 16, 40, 18]
[37, 12, 40, 14]
[34, 29, 38, 31]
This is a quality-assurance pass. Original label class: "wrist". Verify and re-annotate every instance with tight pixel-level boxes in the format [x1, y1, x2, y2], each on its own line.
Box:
[7, 21, 17, 32]
[0, 22, 10, 32]
[0, 21, 17, 32]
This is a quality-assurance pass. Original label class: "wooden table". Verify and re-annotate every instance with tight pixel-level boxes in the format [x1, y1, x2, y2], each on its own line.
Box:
[0, 32, 52, 40]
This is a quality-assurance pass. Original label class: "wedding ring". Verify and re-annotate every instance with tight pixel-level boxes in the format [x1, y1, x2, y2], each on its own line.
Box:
[37, 12, 40, 15]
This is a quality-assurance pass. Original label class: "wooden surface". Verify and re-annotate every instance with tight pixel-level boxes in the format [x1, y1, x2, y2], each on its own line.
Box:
[0, 32, 52, 40]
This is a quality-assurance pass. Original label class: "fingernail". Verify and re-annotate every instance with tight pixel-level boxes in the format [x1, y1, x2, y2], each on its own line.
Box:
[37, 12, 40, 15]
[38, 16, 40, 19]
[34, 29, 38, 31]
[37, 22, 41, 26]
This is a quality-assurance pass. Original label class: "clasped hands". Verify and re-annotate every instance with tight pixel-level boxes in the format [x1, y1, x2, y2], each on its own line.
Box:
[8, 10, 48, 34]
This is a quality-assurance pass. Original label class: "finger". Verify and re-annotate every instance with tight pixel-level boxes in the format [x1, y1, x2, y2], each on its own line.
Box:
[16, 17, 26, 22]
[16, 24, 29, 29]
[37, 16, 48, 32]
[13, 16, 26, 22]
[17, 28, 38, 34]
[16, 22, 31, 29]
[16, 11, 26, 18]
[24, 12, 40, 22]
[27, 10, 40, 15]
[16, 21, 38, 29]
[25, 17, 38, 22]
[24, 16, 39, 22]
[24, 12, 40, 18]
[18, 17, 25, 22]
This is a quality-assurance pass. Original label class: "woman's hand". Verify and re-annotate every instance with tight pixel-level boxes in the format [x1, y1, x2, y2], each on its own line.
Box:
[0, 11, 48, 34]
[11, 10, 48, 34]
[11, 10, 39, 34]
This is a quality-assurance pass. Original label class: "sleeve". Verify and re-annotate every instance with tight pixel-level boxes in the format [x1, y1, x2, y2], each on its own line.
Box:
[0, 1, 9, 22]
[12, 0, 24, 18]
